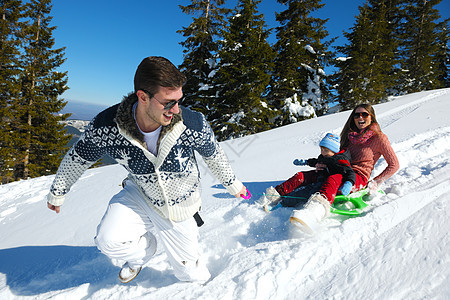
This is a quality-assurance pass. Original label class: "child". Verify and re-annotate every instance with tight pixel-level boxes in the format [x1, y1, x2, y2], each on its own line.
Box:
[257, 133, 355, 211]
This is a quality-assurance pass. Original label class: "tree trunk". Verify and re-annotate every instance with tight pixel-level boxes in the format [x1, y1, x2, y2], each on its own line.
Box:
[23, 15, 41, 178]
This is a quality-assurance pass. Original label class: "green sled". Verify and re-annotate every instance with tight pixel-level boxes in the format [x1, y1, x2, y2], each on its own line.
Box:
[330, 188, 385, 216]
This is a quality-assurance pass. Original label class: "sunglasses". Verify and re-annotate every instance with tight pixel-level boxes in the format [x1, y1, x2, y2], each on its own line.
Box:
[141, 89, 182, 111]
[353, 112, 370, 119]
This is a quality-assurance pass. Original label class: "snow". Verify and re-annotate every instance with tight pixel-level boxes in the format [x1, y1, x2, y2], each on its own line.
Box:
[282, 93, 316, 121]
[62, 120, 90, 132]
[198, 83, 214, 91]
[336, 56, 351, 61]
[226, 110, 245, 126]
[304, 45, 316, 54]
[1, 88, 449, 299]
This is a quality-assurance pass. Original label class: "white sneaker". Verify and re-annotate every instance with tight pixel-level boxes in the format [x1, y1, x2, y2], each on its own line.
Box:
[290, 193, 330, 234]
[119, 263, 142, 283]
[118, 232, 157, 283]
[256, 186, 281, 207]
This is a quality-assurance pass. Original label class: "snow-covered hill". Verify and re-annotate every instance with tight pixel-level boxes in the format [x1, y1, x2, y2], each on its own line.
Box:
[1, 89, 449, 299]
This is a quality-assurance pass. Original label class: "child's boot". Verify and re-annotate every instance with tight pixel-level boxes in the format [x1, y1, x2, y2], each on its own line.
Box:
[256, 186, 281, 208]
[289, 193, 330, 234]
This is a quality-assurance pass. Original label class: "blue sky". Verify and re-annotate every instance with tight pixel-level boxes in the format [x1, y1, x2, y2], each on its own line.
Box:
[51, 0, 449, 107]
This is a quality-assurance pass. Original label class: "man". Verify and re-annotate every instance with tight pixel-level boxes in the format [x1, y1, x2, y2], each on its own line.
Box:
[47, 56, 247, 283]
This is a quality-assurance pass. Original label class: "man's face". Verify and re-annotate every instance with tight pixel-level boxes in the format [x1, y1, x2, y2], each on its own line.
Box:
[140, 86, 182, 131]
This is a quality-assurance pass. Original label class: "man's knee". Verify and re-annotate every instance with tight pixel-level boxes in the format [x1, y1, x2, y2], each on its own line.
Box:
[95, 228, 123, 253]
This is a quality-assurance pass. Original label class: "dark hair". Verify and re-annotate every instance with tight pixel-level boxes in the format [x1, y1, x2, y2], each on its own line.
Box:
[134, 56, 187, 95]
[340, 104, 379, 148]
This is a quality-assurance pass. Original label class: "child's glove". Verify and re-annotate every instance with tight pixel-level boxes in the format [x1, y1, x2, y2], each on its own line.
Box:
[293, 159, 307, 166]
[339, 181, 353, 196]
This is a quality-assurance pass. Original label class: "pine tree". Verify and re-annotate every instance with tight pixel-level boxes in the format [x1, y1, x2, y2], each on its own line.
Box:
[333, 0, 401, 109]
[12, 0, 69, 180]
[177, 0, 230, 120]
[398, 0, 448, 93]
[212, 0, 275, 141]
[333, 3, 373, 109]
[270, 0, 333, 126]
[435, 20, 449, 88]
[0, 0, 23, 183]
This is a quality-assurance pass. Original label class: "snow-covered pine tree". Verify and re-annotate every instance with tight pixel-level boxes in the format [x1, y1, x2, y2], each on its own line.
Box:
[269, 0, 333, 126]
[12, 0, 70, 180]
[434, 20, 449, 88]
[212, 0, 275, 141]
[177, 0, 230, 120]
[397, 0, 448, 93]
[0, 0, 24, 183]
[333, 0, 401, 110]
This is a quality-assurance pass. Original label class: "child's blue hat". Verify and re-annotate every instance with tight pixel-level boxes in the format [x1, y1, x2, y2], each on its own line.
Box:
[319, 133, 340, 153]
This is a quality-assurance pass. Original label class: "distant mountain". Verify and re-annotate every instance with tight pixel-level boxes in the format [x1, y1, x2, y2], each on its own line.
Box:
[61, 100, 109, 121]
[60, 101, 116, 166]
[62, 120, 90, 147]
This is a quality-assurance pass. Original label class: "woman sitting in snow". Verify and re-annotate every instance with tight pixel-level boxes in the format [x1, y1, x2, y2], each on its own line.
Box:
[257, 133, 356, 212]
[261, 104, 400, 234]
[292, 104, 399, 233]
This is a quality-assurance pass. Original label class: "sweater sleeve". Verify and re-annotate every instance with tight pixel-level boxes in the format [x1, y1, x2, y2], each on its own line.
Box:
[373, 134, 399, 184]
[47, 120, 106, 206]
[187, 111, 243, 196]
[341, 163, 356, 185]
[306, 158, 318, 167]
[338, 149, 356, 184]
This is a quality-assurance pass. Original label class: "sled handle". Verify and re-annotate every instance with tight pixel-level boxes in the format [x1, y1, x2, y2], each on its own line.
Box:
[331, 189, 370, 216]
[241, 188, 252, 199]
[330, 189, 385, 216]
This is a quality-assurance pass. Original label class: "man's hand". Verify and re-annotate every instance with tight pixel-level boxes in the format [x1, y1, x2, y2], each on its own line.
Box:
[235, 185, 248, 198]
[47, 202, 61, 214]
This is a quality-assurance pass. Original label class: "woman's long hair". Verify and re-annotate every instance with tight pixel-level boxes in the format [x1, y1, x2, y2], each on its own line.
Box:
[340, 104, 379, 148]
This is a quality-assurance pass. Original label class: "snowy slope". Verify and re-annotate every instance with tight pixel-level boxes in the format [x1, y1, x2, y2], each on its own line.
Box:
[1, 89, 449, 299]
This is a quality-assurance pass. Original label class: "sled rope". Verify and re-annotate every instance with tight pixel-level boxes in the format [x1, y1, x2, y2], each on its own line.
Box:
[251, 193, 308, 200]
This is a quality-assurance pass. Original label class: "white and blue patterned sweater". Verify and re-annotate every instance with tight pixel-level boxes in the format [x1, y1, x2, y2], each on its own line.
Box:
[48, 93, 243, 222]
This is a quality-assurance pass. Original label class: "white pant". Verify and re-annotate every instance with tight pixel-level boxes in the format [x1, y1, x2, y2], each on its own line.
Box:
[94, 180, 211, 282]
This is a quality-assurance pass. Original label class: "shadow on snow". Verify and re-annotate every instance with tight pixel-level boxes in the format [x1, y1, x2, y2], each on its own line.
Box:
[0, 245, 116, 296]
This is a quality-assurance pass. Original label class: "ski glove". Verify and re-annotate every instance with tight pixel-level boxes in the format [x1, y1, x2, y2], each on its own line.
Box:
[293, 159, 307, 166]
[339, 181, 353, 196]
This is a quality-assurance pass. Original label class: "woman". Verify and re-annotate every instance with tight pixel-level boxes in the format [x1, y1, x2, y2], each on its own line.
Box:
[290, 104, 400, 234]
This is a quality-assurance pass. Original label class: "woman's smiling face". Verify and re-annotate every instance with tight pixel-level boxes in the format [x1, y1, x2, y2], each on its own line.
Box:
[353, 107, 372, 131]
